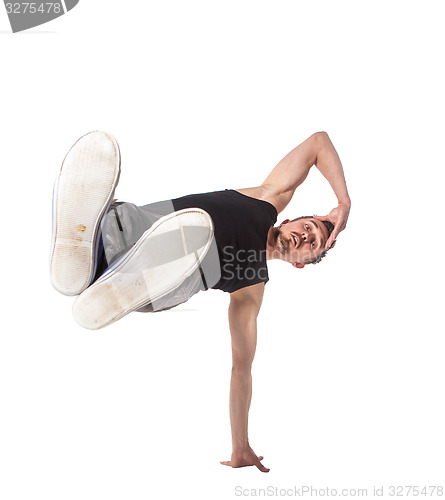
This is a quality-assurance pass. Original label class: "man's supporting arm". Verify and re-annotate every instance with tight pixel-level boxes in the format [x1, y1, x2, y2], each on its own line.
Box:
[220, 282, 270, 472]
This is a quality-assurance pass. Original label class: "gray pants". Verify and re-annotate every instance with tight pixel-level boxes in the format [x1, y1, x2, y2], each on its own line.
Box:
[95, 200, 221, 313]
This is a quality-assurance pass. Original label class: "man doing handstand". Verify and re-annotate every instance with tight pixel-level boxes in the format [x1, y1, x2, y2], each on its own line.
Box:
[50, 130, 351, 472]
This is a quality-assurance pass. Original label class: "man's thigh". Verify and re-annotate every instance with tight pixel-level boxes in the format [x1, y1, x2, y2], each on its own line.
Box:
[95, 199, 221, 309]
[101, 199, 177, 266]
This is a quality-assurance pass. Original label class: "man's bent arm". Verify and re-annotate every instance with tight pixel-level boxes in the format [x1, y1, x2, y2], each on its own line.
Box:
[220, 282, 270, 472]
[312, 132, 351, 247]
[261, 131, 350, 214]
[314, 132, 350, 207]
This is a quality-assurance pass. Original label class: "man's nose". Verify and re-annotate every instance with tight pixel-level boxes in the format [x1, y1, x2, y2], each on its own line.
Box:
[301, 232, 314, 245]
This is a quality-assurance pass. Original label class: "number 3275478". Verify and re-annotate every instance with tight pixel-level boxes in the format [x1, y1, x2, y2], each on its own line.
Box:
[5, 3, 62, 14]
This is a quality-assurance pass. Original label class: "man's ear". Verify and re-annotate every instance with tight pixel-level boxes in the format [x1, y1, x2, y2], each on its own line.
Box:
[281, 219, 290, 225]
[292, 262, 305, 269]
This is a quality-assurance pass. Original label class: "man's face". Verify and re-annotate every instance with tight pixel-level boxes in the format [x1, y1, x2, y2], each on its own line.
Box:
[274, 217, 329, 268]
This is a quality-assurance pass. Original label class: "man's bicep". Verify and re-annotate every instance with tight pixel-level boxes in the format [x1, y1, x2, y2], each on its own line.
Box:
[228, 283, 265, 368]
[261, 132, 322, 196]
[229, 282, 265, 312]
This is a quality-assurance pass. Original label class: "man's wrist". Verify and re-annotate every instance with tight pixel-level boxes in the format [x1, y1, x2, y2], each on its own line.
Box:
[338, 196, 351, 208]
[232, 441, 250, 453]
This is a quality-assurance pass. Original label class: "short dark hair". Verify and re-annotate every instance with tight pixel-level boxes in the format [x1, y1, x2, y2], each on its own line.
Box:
[289, 215, 336, 264]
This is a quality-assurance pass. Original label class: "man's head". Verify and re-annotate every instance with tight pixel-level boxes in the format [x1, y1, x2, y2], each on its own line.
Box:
[268, 216, 336, 268]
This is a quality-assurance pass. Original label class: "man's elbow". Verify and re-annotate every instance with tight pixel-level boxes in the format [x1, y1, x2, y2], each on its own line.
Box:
[313, 131, 330, 144]
[312, 131, 333, 162]
[231, 363, 253, 380]
[231, 354, 254, 375]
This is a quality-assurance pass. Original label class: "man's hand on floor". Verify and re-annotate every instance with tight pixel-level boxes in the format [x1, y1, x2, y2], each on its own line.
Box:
[220, 445, 270, 472]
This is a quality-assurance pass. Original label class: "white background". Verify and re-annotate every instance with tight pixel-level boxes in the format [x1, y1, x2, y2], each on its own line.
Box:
[1, 1, 444, 499]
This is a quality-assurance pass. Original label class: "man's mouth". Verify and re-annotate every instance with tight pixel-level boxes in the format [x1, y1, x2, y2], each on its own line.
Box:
[291, 233, 300, 248]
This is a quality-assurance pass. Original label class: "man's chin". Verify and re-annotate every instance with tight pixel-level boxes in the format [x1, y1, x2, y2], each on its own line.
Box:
[277, 236, 290, 253]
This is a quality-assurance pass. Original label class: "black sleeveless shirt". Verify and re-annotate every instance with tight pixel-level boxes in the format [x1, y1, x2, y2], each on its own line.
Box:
[172, 189, 278, 293]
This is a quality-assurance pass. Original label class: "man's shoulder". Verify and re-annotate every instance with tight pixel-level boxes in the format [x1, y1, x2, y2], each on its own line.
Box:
[234, 186, 280, 214]
[230, 282, 265, 304]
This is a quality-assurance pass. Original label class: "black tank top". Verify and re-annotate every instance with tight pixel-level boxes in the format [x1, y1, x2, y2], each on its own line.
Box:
[172, 189, 278, 293]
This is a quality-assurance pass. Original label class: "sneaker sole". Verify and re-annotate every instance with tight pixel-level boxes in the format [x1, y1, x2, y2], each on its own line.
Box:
[50, 131, 121, 296]
[72, 208, 214, 330]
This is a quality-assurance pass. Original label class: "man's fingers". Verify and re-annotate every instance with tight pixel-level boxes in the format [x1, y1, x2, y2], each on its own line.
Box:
[258, 456, 264, 461]
[325, 234, 336, 250]
[324, 232, 332, 249]
[331, 225, 343, 241]
[255, 460, 270, 473]
[325, 222, 344, 249]
[313, 214, 330, 222]
[220, 460, 232, 466]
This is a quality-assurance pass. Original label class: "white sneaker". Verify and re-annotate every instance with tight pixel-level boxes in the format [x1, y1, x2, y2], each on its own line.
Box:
[50, 131, 121, 296]
[72, 208, 214, 330]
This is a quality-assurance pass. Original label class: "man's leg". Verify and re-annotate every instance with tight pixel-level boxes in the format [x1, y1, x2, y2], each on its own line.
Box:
[95, 199, 179, 277]
[50, 131, 121, 296]
[72, 208, 218, 329]
[50, 131, 220, 328]
[93, 199, 221, 315]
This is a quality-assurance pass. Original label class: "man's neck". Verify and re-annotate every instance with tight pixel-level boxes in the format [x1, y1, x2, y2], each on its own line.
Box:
[265, 226, 278, 261]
